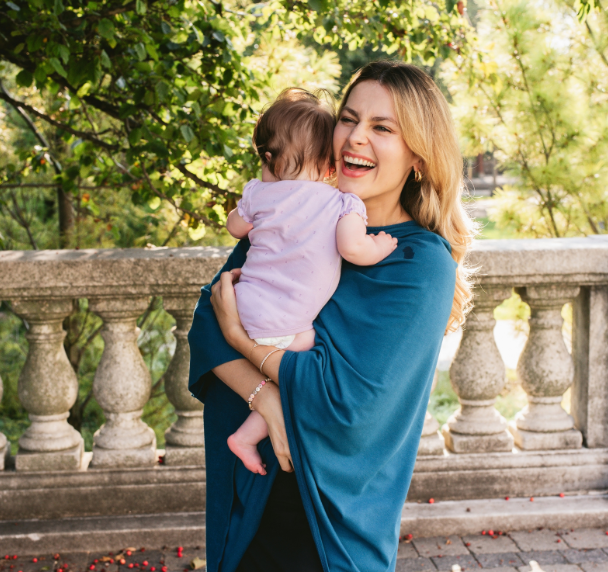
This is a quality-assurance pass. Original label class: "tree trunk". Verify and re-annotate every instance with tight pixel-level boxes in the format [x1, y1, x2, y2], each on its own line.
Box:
[57, 187, 74, 248]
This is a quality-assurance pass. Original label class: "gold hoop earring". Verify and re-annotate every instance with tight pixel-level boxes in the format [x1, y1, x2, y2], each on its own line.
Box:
[414, 170, 423, 183]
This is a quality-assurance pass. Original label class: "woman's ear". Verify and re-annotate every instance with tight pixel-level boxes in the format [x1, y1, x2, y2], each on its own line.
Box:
[265, 152, 272, 162]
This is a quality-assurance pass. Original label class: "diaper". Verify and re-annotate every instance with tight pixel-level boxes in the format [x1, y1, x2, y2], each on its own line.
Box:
[254, 335, 296, 349]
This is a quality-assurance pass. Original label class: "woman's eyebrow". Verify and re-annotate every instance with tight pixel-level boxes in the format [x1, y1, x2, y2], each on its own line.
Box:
[342, 106, 397, 125]
[371, 116, 397, 124]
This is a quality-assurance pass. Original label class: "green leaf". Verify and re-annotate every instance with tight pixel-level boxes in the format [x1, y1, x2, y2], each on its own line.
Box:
[128, 128, 142, 145]
[16, 69, 33, 87]
[57, 44, 70, 65]
[53, 0, 64, 14]
[155, 81, 170, 102]
[145, 43, 158, 61]
[6, 1, 20, 10]
[100, 50, 112, 69]
[134, 42, 147, 61]
[34, 65, 47, 83]
[180, 124, 194, 143]
[49, 57, 67, 78]
[14, 42, 24, 54]
[307, 0, 323, 11]
[136, 0, 147, 14]
[98, 18, 115, 40]
[223, 144, 233, 158]
[212, 31, 225, 42]
[27, 34, 44, 53]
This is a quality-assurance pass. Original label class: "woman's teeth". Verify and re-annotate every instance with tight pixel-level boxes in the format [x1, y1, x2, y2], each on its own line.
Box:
[344, 156, 376, 168]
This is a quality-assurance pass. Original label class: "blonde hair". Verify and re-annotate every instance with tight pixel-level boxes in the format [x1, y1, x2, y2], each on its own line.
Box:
[339, 61, 477, 332]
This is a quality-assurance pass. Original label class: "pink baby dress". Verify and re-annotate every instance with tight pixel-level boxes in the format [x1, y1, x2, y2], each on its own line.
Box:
[234, 178, 367, 340]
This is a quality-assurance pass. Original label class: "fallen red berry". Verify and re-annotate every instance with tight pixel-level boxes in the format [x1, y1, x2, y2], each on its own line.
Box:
[94, 560, 99, 564]
[140, 549, 145, 553]
[559, 493, 565, 498]
[177, 547, 183, 552]
[142, 562, 148, 567]
[126, 552, 132, 557]
[406, 534, 413, 540]
[120, 560, 126, 565]
[32, 559, 38, 563]
[428, 498, 435, 504]
[488, 530, 494, 535]
[89, 566, 95, 570]
[128, 565, 134, 569]
[605, 531, 608, 536]
[557, 539, 561, 543]
[150, 568, 156, 571]
[12, 556, 17, 560]
[4, 556, 8, 560]
[505, 496, 509, 500]
[465, 542, 471, 547]
[161, 568, 167, 572]
[530, 497, 534, 501]
[54, 555, 60, 560]
[110, 559, 114, 564]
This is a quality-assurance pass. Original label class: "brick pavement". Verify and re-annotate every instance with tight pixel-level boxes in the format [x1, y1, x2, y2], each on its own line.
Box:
[2, 528, 608, 572]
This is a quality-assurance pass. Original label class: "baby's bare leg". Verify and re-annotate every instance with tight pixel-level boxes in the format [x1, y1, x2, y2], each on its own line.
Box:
[286, 329, 315, 351]
[227, 411, 269, 475]
[227, 330, 314, 474]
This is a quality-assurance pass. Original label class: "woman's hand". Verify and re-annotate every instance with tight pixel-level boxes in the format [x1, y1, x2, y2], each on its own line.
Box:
[255, 381, 293, 473]
[210, 269, 251, 352]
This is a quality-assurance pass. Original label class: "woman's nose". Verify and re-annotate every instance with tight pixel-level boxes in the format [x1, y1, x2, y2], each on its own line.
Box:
[348, 122, 368, 147]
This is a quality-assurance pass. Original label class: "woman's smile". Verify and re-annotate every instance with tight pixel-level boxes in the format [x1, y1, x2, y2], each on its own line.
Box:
[341, 151, 377, 178]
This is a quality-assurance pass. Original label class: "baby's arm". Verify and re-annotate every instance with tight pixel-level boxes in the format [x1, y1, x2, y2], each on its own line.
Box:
[336, 213, 398, 266]
[227, 209, 253, 239]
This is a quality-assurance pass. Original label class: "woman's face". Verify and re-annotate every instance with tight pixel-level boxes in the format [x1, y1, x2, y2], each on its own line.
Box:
[333, 80, 420, 204]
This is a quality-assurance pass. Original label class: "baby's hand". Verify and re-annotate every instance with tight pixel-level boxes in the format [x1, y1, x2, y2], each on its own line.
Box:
[369, 231, 398, 260]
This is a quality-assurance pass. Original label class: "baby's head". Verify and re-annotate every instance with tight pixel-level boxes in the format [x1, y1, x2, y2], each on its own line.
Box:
[252, 88, 335, 181]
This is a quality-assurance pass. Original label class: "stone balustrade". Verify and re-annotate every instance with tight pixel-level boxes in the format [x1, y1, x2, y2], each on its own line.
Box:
[1, 237, 608, 521]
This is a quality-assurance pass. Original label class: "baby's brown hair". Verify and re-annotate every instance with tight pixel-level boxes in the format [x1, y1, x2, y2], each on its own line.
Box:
[252, 88, 335, 180]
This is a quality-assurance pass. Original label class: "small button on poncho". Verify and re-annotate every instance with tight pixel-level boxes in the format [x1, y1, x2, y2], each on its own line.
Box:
[188, 220, 457, 572]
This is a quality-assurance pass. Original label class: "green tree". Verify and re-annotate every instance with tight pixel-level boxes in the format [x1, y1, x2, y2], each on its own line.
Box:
[443, 0, 608, 237]
[0, 0, 469, 250]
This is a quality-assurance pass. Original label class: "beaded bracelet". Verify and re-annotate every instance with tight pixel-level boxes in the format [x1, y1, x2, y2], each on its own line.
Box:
[248, 378, 271, 411]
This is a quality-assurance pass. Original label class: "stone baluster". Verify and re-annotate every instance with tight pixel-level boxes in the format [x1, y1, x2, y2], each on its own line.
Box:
[162, 295, 205, 466]
[89, 297, 156, 467]
[442, 287, 514, 453]
[418, 370, 444, 455]
[11, 299, 84, 471]
[509, 285, 583, 450]
[0, 373, 8, 470]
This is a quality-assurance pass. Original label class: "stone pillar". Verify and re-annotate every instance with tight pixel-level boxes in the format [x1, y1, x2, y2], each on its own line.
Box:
[418, 370, 444, 455]
[572, 286, 608, 447]
[0, 373, 8, 470]
[509, 285, 583, 450]
[89, 297, 156, 468]
[11, 298, 84, 471]
[442, 287, 514, 453]
[163, 295, 205, 466]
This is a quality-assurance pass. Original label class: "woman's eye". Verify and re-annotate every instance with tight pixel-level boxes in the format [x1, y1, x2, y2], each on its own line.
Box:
[375, 125, 391, 133]
[340, 117, 355, 124]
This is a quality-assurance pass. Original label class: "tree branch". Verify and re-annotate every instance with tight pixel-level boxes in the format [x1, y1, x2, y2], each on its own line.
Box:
[174, 163, 227, 196]
[0, 89, 119, 151]
[141, 164, 220, 229]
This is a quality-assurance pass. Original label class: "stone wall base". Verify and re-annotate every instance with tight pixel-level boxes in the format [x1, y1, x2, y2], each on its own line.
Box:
[1, 448, 607, 521]
[408, 446, 608, 501]
[401, 493, 608, 537]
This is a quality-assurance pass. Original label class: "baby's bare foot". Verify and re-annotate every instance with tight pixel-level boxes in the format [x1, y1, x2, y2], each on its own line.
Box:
[227, 433, 267, 475]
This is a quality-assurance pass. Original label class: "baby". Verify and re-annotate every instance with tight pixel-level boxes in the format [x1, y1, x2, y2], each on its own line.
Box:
[226, 88, 397, 474]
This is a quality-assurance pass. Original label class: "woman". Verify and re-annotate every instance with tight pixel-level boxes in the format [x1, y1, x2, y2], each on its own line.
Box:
[188, 61, 476, 572]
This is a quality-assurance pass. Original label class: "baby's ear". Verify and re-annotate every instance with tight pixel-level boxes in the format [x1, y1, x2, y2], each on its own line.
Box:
[264, 151, 272, 162]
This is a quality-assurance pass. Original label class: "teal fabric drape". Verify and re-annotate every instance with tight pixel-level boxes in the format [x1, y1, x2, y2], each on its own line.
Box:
[188, 221, 456, 572]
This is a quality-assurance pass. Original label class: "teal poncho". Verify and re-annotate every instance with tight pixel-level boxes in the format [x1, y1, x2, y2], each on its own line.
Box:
[188, 220, 456, 572]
